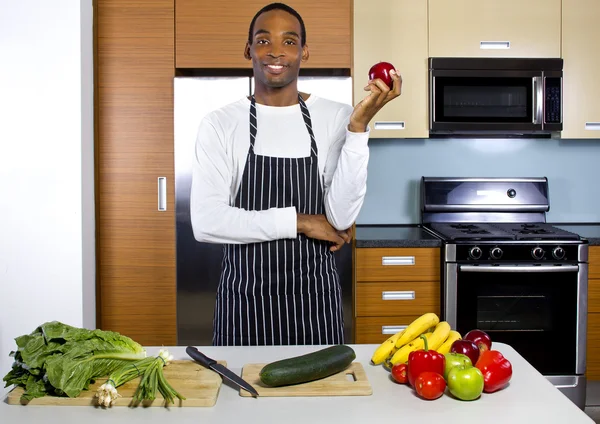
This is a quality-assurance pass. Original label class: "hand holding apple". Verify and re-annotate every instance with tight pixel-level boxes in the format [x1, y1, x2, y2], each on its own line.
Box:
[368, 61, 396, 89]
[347, 61, 402, 133]
[464, 329, 492, 353]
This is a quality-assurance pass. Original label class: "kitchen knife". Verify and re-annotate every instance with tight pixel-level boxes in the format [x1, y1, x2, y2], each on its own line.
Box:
[186, 346, 259, 397]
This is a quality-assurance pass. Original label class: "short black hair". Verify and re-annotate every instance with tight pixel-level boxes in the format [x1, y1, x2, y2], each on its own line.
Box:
[247, 2, 306, 47]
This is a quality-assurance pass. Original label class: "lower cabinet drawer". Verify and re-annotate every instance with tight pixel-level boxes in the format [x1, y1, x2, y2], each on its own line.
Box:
[587, 313, 600, 380]
[355, 281, 440, 317]
[355, 315, 440, 344]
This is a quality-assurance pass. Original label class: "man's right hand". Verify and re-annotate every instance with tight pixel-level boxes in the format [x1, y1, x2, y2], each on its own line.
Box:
[297, 214, 346, 250]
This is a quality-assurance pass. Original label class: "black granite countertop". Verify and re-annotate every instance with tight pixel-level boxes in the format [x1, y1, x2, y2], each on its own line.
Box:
[355, 225, 442, 248]
[552, 223, 600, 246]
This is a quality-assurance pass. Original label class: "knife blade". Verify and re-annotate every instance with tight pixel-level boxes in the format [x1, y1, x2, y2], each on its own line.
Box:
[186, 346, 259, 397]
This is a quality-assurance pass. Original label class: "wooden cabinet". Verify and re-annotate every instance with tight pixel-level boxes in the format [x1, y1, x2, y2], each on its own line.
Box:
[562, 0, 600, 139]
[175, 0, 351, 69]
[428, 0, 561, 58]
[587, 246, 600, 379]
[354, 247, 440, 344]
[353, 0, 428, 138]
[96, 0, 176, 345]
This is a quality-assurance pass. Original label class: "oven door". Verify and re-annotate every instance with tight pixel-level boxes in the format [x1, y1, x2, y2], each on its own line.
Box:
[445, 263, 587, 375]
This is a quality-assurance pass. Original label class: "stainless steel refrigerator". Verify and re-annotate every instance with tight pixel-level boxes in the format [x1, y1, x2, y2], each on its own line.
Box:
[174, 76, 355, 346]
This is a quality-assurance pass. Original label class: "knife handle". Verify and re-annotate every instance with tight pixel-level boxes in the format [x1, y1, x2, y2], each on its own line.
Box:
[186, 346, 217, 368]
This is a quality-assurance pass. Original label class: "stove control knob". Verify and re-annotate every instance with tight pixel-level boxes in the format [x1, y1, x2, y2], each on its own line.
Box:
[552, 247, 566, 260]
[490, 247, 503, 260]
[469, 246, 483, 260]
[532, 247, 545, 260]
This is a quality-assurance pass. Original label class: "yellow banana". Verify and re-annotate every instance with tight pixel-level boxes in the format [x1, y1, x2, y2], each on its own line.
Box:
[389, 333, 431, 365]
[370, 329, 405, 365]
[394, 313, 439, 348]
[437, 330, 462, 355]
[426, 321, 452, 351]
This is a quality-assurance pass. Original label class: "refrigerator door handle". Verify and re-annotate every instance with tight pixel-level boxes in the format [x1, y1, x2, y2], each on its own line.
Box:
[158, 177, 167, 211]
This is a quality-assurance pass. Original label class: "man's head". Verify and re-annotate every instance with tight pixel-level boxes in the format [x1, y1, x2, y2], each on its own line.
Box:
[244, 3, 309, 91]
[248, 3, 306, 47]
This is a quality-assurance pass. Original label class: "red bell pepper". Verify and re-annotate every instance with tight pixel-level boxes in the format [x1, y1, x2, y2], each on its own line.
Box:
[475, 349, 513, 393]
[407, 335, 445, 388]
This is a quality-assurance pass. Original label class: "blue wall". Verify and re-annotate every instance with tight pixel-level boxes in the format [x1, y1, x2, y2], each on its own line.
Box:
[357, 137, 600, 224]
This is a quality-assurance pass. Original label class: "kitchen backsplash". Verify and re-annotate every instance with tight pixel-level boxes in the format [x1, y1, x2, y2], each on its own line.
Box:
[357, 137, 600, 224]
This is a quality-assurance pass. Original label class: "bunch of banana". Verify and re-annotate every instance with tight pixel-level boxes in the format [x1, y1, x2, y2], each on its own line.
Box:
[370, 312, 463, 367]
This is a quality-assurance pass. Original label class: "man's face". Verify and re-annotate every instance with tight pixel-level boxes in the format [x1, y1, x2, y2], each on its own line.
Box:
[245, 9, 308, 89]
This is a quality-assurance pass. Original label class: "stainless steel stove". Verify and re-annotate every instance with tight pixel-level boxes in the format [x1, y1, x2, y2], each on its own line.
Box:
[420, 177, 589, 410]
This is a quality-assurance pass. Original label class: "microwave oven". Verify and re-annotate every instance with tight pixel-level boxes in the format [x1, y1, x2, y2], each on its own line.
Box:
[429, 58, 563, 137]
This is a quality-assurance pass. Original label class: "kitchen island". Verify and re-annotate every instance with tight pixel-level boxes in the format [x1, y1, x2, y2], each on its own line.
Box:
[0, 343, 592, 423]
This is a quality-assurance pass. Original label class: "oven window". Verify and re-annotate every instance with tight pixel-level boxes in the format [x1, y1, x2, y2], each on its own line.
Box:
[455, 267, 578, 375]
[434, 77, 533, 123]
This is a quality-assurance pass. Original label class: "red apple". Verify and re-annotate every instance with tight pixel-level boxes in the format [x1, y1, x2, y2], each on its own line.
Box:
[464, 329, 492, 353]
[450, 339, 480, 365]
[368, 61, 396, 89]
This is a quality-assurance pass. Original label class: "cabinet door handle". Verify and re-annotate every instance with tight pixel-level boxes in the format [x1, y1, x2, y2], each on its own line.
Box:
[382, 256, 415, 266]
[480, 41, 510, 50]
[157, 177, 167, 211]
[585, 122, 600, 130]
[382, 291, 416, 301]
[374, 121, 405, 130]
[382, 325, 407, 335]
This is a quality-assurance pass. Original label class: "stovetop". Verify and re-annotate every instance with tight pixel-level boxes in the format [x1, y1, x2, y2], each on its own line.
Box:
[429, 222, 582, 242]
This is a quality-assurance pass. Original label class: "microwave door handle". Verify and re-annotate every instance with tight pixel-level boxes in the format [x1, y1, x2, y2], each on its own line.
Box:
[533, 76, 543, 125]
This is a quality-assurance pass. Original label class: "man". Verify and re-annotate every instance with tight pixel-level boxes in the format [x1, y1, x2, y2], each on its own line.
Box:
[190, 2, 401, 346]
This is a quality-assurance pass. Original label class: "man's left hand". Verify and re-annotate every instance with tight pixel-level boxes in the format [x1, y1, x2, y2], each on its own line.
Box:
[330, 226, 353, 252]
[348, 68, 402, 133]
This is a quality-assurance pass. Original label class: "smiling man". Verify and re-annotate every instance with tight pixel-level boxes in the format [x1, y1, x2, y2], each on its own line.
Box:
[190, 2, 402, 346]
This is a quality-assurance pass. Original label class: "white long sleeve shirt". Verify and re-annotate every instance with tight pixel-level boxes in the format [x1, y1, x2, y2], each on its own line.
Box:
[190, 94, 370, 244]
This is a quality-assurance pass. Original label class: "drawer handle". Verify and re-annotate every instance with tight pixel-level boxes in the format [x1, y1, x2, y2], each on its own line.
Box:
[382, 291, 416, 301]
[374, 121, 405, 130]
[382, 325, 407, 335]
[585, 122, 600, 130]
[157, 177, 167, 211]
[480, 41, 510, 49]
[382, 256, 415, 266]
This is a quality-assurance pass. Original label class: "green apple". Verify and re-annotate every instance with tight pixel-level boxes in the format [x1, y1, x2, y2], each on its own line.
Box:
[447, 364, 484, 401]
[444, 352, 472, 380]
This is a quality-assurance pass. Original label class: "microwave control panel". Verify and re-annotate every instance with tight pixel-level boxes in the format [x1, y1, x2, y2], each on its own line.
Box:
[545, 77, 562, 124]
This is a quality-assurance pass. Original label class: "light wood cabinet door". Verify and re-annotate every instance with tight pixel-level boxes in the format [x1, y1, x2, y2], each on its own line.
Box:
[175, 0, 351, 69]
[428, 0, 561, 58]
[562, 0, 600, 139]
[353, 0, 428, 138]
[587, 312, 600, 379]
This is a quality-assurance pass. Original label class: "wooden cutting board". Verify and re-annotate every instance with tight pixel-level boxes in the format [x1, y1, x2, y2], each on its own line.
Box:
[239, 362, 372, 397]
[6, 360, 225, 407]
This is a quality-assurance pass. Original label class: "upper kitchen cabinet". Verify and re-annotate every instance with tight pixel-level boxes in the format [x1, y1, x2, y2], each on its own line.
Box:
[175, 0, 351, 69]
[428, 0, 561, 58]
[353, 0, 428, 138]
[562, 0, 600, 139]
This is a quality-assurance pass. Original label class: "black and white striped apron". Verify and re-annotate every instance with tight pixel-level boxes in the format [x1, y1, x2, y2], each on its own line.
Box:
[213, 94, 344, 346]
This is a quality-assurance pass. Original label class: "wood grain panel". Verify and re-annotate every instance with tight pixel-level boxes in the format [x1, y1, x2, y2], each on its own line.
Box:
[590, 246, 600, 279]
[355, 316, 430, 344]
[97, 0, 174, 38]
[355, 248, 440, 282]
[97, 94, 174, 153]
[96, 0, 176, 346]
[587, 313, 600, 379]
[588, 279, 600, 313]
[175, 0, 352, 68]
[97, 38, 174, 87]
[355, 281, 440, 317]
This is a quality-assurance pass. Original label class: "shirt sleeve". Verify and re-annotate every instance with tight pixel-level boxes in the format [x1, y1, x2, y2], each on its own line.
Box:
[190, 116, 298, 244]
[322, 106, 370, 230]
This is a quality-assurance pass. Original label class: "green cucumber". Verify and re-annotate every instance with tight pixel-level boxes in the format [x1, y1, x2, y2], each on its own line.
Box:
[259, 345, 356, 387]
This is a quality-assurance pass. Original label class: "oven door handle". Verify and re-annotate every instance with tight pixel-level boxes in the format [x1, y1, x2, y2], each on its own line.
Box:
[459, 264, 579, 273]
